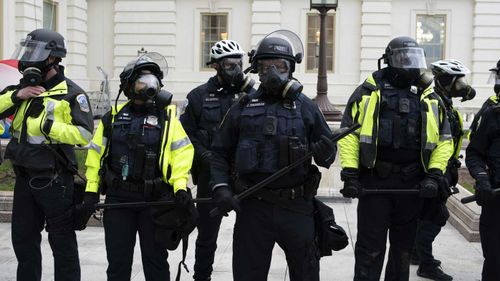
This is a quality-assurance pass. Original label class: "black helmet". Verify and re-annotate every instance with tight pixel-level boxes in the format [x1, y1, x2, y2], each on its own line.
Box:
[119, 52, 168, 93]
[381, 36, 427, 70]
[248, 30, 303, 73]
[13, 29, 67, 62]
[488, 59, 500, 96]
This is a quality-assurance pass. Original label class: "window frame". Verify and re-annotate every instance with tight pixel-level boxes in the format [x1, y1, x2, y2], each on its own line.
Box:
[199, 12, 229, 71]
[412, 12, 450, 68]
[43, 0, 58, 31]
[305, 12, 336, 73]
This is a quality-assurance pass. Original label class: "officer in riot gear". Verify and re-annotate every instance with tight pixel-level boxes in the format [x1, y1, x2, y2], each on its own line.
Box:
[469, 59, 500, 138]
[338, 36, 452, 281]
[411, 59, 474, 281]
[0, 28, 94, 281]
[81, 52, 195, 281]
[466, 59, 500, 281]
[179, 39, 255, 281]
[209, 30, 336, 281]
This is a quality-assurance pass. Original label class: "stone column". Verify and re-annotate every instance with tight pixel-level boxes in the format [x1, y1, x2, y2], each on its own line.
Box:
[471, 0, 500, 87]
[65, 0, 88, 88]
[113, 0, 176, 90]
[250, 0, 281, 47]
[359, 0, 392, 81]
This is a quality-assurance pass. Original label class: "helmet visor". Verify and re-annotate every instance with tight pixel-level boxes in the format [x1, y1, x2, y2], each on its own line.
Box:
[12, 40, 51, 62]
[134, 74, 161, 98]
[487, 70, 500, 84]
[254, 30, 304, 64]
[388, 47, 427, 69]
[123, 52, 169, 81]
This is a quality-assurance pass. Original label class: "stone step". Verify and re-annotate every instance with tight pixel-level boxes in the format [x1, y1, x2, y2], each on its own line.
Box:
[446, 185, 480, 242]
[0, 196, 13, 212]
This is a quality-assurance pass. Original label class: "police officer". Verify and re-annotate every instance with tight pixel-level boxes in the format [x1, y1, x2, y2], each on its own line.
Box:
[209, 30, 336, 281]
[81, 52, 194, 281]
[179, 39, 255, 281]
[466, 59, 500, 281]
[0, 29, 94, 281]
[469, 59, 500, 137]
[412, 59, 475, 281]
[338, 36, 453, 281]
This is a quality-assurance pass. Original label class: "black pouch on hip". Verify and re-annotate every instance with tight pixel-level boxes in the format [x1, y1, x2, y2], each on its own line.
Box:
[304, 165, 322, 200]
[313, 198, 349, 257]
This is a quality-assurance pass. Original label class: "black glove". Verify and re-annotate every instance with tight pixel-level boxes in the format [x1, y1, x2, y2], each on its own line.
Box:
[311, 135, 337, 166]
[199, 150, 214, 168]
[419, 169, 442, 198]
[175, 189, 192, 209]
[213, 185, 241, 215]
[75, 192, 99, 230]
[475, 174, 493, 206]
[340, 168, 361, 198]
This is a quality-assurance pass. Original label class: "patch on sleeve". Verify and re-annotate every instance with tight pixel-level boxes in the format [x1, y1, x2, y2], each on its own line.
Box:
[76, 94, 90, 113]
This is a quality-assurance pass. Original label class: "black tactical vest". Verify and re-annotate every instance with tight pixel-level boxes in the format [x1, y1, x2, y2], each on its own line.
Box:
[109, 106, 163, 181]
[198, 90, 241, 142]
[235, 97, 308, 188]
[377, 82, 422, 162]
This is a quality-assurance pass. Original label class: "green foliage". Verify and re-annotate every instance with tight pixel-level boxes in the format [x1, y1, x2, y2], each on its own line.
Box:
[0, 149, 89, 191]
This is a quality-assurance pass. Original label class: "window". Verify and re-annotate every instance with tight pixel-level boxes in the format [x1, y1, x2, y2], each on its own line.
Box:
[306, 13, 335, 71]
[43, 0, 57, 31]
[200, 13, 228, 70]
[416, 14, 446, 67]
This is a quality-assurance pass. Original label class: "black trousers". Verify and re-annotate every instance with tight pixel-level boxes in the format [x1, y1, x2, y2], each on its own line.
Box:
[193, 168, 223, 280]
[414, 220, 442, 266]
[104, 188, 169, 281]
[479, 197, 500, 281]
[354, 194, 421, 281]
[11, 168, 80, 281]
[233, 198, 319, 281]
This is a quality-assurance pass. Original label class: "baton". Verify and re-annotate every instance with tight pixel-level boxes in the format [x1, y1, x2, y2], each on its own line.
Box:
[461, 188, 500, 204]
[360, 189, 420, 196]
[79, 198, 213, 211]
[209, 123, 362, 217]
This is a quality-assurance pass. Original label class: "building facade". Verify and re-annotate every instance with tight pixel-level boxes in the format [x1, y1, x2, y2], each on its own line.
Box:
[1, 0, 500, 108]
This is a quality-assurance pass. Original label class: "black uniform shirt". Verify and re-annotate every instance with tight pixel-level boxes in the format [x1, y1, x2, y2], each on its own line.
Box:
[209, 87, 334, 188]
[466, 106, 500, 184]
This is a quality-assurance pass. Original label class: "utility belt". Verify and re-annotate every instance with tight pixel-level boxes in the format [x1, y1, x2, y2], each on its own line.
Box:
[369, 160, 424, 181]
[235, 164, 322, 202]
[256, 185, 306, 201]
[104, 170, 166, 198]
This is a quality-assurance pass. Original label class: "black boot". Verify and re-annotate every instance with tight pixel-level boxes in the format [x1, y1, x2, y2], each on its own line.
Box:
[417, 264, 453, 281]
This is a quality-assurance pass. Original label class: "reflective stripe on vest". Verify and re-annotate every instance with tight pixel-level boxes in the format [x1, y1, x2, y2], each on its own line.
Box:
[358, 74, 444, 171]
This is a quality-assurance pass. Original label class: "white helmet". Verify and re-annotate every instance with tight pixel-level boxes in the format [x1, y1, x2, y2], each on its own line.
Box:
[208, 40, 245, 64]
[431, 59, 470, 76]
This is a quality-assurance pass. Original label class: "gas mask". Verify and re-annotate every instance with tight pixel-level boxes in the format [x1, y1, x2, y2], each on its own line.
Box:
[258, 59, 302, 100]
[386, 67, 423, 88]
[19, 59, 55, 86]
[131, 74, 161, 102]
[217, 57, 255, 92]
[436, 75, 476, 102]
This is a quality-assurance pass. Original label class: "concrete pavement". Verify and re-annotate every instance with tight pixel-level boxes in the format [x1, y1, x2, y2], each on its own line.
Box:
[0, 199, 484, 281]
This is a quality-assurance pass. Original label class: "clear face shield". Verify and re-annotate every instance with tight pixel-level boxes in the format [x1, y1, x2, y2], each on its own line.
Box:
[122, 52, 169, 82]
[388, 47, 427, 69]
[488, 69, 500, 85]
[254, 30, 304, 67]
[134, 73, 161, 99]
[488, 68, 500, 95]
[12, 39, 52, 63]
